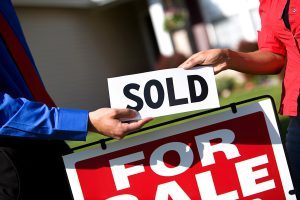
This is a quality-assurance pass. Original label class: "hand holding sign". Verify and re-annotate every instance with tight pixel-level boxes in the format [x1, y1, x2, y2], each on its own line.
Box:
[179, 49, 230, 74]
[108, 67, 219, 120]
[88, 108, 153, 139]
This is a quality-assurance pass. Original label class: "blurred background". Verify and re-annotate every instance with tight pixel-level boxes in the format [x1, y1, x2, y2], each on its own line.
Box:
[11, 0, 287, 145]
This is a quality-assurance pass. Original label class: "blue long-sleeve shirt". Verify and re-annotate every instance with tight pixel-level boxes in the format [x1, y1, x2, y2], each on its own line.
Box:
[0, 0, 88, 141]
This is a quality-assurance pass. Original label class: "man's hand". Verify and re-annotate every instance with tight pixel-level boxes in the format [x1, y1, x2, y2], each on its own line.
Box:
[88, 108, 153, 140]
[178, 49, 230, 74]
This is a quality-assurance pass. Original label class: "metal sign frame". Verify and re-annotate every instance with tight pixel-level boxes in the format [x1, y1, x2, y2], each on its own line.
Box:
[72, 95, 281, 151]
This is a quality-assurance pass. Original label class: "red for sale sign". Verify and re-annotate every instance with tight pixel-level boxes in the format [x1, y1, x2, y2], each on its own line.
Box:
[63, 99, 296, 200]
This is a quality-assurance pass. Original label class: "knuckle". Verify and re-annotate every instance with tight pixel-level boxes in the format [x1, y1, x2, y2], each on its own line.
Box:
[189, 57, 196, 63]
[197, 51, 204, 56]
[110, 109, 118, 116]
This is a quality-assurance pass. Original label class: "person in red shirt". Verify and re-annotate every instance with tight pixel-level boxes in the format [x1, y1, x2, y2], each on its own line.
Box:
[179, 0, 300, 195]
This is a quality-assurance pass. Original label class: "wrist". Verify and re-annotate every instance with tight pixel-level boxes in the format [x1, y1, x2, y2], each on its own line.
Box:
[222, 48, 234, 70]
[88, 112, 97, 133]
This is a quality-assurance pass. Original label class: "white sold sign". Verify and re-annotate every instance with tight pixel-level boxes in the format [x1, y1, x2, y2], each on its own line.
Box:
[107, 67, 219, 119]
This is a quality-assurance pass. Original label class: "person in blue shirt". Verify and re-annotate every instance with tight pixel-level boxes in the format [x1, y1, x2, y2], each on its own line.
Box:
[0, 1, 152, 199]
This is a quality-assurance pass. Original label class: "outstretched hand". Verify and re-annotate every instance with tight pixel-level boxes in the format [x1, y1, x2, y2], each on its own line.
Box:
[88, 108, 153, 140]
[178, 49, 230, 74]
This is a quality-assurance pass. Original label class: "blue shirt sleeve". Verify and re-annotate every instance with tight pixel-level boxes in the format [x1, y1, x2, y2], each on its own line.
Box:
[0, 92, 88, 141]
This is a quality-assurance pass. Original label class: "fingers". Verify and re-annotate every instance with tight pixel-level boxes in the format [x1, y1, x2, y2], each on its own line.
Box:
[111, 109, 153, 138]
[178, 53, 204, 69]
[113, 108, 137, 119]
[123, 117, 153, 133]
[112, 117, 153, 140]
[213, 62, 227, 74]
[213, 67, 222, 75]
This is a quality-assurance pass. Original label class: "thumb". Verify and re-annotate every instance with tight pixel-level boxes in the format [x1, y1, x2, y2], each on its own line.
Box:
[213, 63, 227, 74]
[125, 117, 154, 132]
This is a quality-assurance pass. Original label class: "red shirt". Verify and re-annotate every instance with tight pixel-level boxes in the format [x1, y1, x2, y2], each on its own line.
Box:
[258, 0, 300, 116]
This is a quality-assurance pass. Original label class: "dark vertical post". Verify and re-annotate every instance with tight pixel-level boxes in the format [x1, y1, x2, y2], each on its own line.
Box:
[184, 0, 210, 51]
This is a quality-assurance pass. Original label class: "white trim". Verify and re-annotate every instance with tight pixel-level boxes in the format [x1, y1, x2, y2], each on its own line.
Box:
[148, 1, 174, 56]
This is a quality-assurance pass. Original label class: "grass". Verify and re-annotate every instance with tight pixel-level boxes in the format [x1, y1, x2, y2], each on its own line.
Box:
[218, 83, 289, 136]
[67, 82, 289, 150]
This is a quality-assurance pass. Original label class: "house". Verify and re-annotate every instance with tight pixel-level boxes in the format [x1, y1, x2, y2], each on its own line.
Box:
[12, 0, 260, 110]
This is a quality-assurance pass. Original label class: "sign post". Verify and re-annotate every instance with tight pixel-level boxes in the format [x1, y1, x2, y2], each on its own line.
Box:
[64, 97, 296, 200]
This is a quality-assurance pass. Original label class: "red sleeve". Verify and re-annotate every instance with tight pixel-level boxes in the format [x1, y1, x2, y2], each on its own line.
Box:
[257, 31, 286, 56]
[257, 1, 286, 56]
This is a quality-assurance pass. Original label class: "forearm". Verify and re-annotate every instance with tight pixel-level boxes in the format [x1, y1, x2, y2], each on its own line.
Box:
[226, 49, 285, 75]
[0, 92, 88, 140]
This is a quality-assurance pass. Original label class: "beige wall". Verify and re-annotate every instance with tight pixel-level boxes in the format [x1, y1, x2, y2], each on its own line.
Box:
[15, 2, 150, 110]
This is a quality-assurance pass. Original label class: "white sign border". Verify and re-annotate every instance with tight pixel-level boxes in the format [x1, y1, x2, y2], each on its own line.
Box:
[63, 99, 296, 200]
